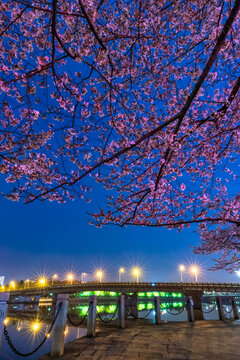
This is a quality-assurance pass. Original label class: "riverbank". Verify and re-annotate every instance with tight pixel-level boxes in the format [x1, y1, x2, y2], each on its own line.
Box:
[40, 319, 240, 359]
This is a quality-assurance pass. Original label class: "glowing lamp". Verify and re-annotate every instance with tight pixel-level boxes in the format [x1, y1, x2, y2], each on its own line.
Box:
[52, 274, 58, 285]
[67, 273, 74, 284]
[179, 264, 185, 282]
[119, 267, 125, 282]
[38, 277, 46, 287]
[10, 281, 16, 289]
[131, 267, 141, 282]
[96, 270, 104, 282]
[190, 265, 199, 282]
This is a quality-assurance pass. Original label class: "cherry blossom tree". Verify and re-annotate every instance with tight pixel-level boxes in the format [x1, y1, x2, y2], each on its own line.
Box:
[195, 224, 240, 272]
[0, 0, 239, 268]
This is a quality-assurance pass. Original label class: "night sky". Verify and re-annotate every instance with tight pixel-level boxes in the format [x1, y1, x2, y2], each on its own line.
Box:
[0, 180, 236, 284]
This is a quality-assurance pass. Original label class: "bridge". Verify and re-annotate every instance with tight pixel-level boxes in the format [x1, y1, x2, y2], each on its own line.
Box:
[7, 281, 240, 324]
[7, 281, 240, 296]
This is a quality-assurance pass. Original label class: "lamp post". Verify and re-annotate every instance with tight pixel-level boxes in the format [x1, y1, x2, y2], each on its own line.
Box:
[132, 267, 141, 283]
[119, 268, 124, 282]
[10, 281, 16, 290]
[96, 271, 103, 283]
[52, 274, 58, 285]
[25, 279, 30, 288]
[190, 266, 199, 282]
[39, 277, 46, 288]
[67, 273, 74, 285]
[179, 265, 185, 282]
[81, 273, 87, 282]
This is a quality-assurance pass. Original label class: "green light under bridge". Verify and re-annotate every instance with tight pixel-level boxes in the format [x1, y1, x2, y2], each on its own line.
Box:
[77, 291, 118, 297]
[138, 292, 183, 298]
[77, 291, 183, 298]
[74, 302, 184, 316]
[138, 302, 184, 310]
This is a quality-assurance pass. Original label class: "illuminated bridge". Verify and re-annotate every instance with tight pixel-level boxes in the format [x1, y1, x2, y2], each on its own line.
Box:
[7, 281, 240, 297]
[7, 281, 240, 317]
[6, 281, 240, 322]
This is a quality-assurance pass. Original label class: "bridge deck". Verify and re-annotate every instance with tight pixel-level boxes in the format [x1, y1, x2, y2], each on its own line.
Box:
[8, 282, 240, 297]
[40, 320, 240, 360]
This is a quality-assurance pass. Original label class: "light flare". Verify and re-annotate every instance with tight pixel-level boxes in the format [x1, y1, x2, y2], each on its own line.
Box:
[130, 266, 143, 283]
[38, 277, 47, 287]
[66, 273, 75, 284]
[95, 270, 104, 282]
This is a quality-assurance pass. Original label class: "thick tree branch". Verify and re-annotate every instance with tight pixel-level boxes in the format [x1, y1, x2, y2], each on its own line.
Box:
[154, 1, 240, 190]
[179, 0, 240, 120]
[78, 0, 107, 51]
[121, 217, 240, 227]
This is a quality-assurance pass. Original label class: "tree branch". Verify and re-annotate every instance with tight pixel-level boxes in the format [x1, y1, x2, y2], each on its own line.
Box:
[78, 0, 107, 51]
[0, 6, 27, 37]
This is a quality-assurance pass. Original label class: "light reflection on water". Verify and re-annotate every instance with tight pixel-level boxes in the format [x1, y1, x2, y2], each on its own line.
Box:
[0, 302, 234, 359]
[0, 320, 87, 359]
[0, 305, 87, 360]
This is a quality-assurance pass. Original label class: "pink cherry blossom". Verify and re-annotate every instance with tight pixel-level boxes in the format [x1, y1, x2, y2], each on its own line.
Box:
[180, 184, 186, 191]
[0, 0, 239, 270]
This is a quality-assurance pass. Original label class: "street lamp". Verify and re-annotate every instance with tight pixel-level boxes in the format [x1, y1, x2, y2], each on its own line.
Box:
[10, 281, 16, 290]
[119, 268, 124, 282]
[67, 273, 74, 285]
[81, 273, 87, 282]
[52, 274, 58, 285]
[179, 265, 185, 282]
[25, 279, 30, 288]
[190, 266, 199, 282]
[38, 277, 46, 288]
[96, 270, 103, 283]
[131, 267, 141, 283]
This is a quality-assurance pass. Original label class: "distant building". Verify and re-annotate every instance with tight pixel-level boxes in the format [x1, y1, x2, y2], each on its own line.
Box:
[0, 276, 5, 285]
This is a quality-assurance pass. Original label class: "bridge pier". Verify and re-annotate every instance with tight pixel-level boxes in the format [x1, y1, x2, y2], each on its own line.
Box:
[87, 295, 97, 337]
[118, 295, 125, 329]
[231, 297, 239, 320]
[51, 294, 69, 358]
[154, 296, 161, 324]
[216, 296, 225, 321]
[186, 296, 194, 322]
[50, 293, 58, 316]
[0, 292, 10, 352]
[124, 293, 138, 319]
[184, 290, 204, 320]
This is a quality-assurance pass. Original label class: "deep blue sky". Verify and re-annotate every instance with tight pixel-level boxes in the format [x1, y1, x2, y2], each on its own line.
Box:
[0, 181, 237, 284]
